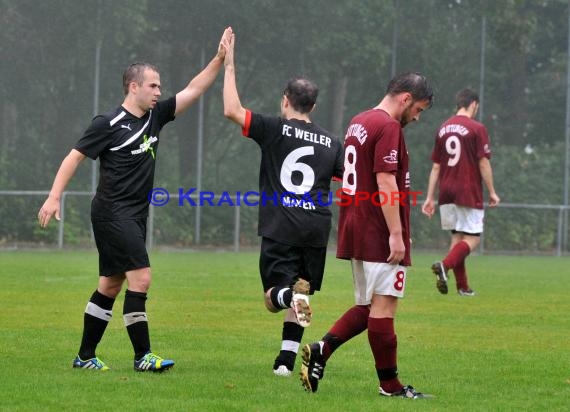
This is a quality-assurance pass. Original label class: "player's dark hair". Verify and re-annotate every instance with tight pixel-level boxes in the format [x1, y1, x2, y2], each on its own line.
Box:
[456, 88, 479, 110]
[386, 72, 434, 107]
[122, 62, 160, 96]
[283, 77, 318, 114]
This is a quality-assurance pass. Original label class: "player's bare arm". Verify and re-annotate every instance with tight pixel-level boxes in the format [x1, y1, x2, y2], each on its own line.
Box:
[377, 172, 405, 265]
[421, 162, 440, 218]
[223, 31, 247, 127]
[479, 157, 500, 207]
[38, 149, 86, 228]
[174, 27, 233, 116]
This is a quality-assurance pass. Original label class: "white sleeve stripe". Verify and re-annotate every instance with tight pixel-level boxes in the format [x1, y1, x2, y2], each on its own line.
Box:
[109, 111, 152, 152]
[109, 111, 127, 126]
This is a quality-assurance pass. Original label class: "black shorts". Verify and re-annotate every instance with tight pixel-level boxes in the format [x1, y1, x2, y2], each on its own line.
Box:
[92, 218, 150, 276]
[259, 237, 327, 294]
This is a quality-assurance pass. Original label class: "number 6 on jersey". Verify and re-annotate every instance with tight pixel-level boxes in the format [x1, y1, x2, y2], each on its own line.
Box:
[280, 146, 315, 194]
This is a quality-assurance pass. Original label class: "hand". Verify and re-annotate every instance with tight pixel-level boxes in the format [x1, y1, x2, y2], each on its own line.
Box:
[223, 30, 235, 67]
[421, 198, 435, 218]
[217, 26, 233, 60]
[488, 192, 500, 207]
[38, 196, 61, 228]
[386, 233, 405, 265]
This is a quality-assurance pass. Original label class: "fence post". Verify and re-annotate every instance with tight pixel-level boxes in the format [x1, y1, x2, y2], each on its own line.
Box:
[557, 207, 563, 257]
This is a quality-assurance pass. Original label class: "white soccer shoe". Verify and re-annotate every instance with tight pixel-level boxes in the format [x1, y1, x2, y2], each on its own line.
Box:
[273, 365, 292, 377]
[292, 293, 312, 327]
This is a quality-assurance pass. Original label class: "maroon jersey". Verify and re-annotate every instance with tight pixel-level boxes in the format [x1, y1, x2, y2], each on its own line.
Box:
[336, 109, 412, 266]
[431, 115, 491, 209]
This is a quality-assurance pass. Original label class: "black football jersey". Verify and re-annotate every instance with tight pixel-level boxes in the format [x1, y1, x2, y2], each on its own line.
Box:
[243, 111, 344, 247]
[75, 97, 176, 221]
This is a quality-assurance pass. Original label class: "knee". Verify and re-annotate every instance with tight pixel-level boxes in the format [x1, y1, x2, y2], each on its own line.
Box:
[98, 284, 122, 299]
[98, 275, 124, 298]
[127, 268, 152, 293]
[464, 237, 480, 250]
[135, 276, 151, 292]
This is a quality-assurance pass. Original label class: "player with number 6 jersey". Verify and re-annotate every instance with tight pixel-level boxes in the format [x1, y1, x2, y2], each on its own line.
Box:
[243, 113, 343, 248]
[222, 29, 343, 378]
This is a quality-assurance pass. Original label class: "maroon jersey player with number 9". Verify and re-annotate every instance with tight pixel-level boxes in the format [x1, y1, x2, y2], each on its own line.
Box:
[422, 88, 500, 296]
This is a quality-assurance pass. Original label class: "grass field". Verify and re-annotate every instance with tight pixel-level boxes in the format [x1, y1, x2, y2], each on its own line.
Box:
[1, 250, 569, 411]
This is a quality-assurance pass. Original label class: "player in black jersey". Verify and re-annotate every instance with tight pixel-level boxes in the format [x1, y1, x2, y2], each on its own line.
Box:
[223, 30, 343, 377]
[38, 27, 233, 372]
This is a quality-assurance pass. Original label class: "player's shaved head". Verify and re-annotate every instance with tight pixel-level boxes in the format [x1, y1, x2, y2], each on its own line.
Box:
[123, 62, 160, 96]
[386, 72, 433, 107]
[283, 77, 318, 114]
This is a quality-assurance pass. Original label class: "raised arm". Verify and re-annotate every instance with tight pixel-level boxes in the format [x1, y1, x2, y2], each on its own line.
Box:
[38, 149, 86, 227]
[174, 27, 233, 116]
[223, 31, 247, 127]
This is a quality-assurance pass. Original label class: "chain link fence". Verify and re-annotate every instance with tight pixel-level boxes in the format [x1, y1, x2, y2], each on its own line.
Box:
[2, 191, 568, 256]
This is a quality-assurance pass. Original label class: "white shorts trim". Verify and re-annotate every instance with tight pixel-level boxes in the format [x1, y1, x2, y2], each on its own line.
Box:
[439, 204, 484, 234]
[351, 260, 407, 305]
